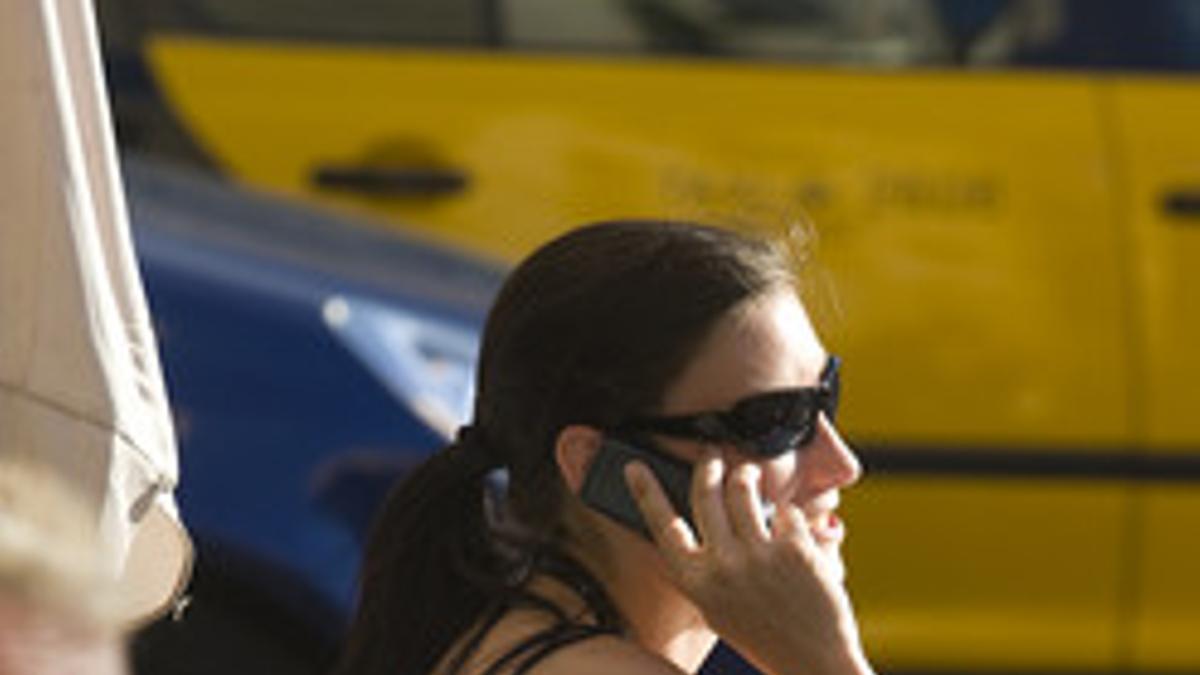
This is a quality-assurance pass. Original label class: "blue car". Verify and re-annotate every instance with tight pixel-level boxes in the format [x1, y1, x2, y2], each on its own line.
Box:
[126, 155, 503, 673]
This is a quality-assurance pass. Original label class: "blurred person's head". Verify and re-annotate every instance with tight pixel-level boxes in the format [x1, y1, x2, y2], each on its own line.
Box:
[0, 460, 125, 675]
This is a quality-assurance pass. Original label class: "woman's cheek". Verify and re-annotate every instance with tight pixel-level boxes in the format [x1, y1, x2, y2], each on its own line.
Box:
[758, 453, 800, 503]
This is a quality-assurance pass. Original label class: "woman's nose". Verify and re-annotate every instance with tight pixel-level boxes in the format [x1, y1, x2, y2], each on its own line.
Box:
[806, 415, 862, 490]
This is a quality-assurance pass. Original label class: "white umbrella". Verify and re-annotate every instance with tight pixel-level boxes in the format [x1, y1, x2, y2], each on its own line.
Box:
[0, 0, 191, 624]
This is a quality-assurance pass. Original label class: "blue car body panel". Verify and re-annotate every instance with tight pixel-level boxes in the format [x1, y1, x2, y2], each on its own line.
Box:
[126, 156, 503, 621]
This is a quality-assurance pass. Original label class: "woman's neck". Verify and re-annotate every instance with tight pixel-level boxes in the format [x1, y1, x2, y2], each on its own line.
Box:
[598, 553, 717, 672]
[563, 525, 718, 673]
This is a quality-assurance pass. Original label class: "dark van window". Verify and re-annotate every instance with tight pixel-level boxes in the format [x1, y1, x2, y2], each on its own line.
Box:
[104, 0, 492, 45]
[503, 0, 955, 64]
[105, 0, 1200, 73]
[1001, 0, 1200, 72]
[505, 0, 1200, 72]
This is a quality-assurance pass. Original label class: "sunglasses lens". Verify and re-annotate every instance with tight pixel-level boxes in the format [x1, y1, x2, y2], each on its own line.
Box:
[732, 392, 818, 457]
[753, 425, 809, 456]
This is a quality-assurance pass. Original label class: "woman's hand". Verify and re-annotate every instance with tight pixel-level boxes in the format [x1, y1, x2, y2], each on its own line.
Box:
[625, 453, 874, 675]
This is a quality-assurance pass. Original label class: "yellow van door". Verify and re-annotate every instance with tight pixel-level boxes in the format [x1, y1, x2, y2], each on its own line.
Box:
[146, 37, 1134, 670]
[1109, 78, 1200, 672]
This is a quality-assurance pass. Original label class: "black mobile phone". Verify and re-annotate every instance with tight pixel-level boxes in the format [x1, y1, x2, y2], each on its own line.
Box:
[579, 436, 694, 539]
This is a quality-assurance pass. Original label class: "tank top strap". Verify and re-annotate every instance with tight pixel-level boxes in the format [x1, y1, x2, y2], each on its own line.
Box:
[480, 622, 618, 675]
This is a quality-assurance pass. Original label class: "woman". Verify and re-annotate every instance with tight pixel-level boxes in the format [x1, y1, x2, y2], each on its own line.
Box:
[335, 220, 873, 675]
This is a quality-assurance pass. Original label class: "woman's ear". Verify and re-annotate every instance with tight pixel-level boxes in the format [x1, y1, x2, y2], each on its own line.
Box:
[554, 425, 603, 495]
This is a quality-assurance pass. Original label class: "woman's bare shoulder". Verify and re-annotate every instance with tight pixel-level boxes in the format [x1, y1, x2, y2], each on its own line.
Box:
[445, 595, 689, 675]
[525, 633, 688, 675]
[451, 611, 686, 675]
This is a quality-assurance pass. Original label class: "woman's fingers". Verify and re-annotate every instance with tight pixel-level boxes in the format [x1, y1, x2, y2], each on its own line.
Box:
[774, 502, 822, 565]
[689, 452, 734, 549]
[624, 461, 697, 562]
[727, 463, 771, 544]
[626, 456, 870, 675]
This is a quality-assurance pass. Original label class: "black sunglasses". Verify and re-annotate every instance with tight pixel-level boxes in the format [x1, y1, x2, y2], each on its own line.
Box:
[616, 355, 841, 458]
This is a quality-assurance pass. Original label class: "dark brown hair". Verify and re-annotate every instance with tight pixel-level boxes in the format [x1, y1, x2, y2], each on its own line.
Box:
[334, 220, 795, 675]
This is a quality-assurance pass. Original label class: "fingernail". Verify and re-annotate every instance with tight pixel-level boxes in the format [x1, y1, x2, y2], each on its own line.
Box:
[624, 462, 647, 494]
[704, 454, 724, 483]
[739, 463, 761, 483]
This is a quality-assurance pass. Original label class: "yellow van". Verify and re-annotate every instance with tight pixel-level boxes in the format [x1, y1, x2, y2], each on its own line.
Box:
[110, 1, 1200, 671]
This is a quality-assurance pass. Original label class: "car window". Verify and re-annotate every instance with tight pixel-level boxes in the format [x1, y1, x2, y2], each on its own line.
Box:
[109, 0, 493, 45]
[1000, 0, 1200, 72]
[108, 0, 1200, 72]
[505, 0, 953, 64]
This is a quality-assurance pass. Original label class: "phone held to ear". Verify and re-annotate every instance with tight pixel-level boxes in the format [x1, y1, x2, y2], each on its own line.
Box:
[581, 436, 779, 539]
[580, 436, 694, 539]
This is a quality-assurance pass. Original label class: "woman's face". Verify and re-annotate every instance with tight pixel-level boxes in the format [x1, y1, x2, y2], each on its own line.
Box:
[657, 288, 862, 580]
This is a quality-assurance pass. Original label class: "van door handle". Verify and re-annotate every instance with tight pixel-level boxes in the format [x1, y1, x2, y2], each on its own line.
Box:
[1161, 189, 1200, 219]
[311, 164, 469, 197]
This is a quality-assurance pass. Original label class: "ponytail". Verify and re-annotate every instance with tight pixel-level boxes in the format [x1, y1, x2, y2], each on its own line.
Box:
[333, 432, 504, 675]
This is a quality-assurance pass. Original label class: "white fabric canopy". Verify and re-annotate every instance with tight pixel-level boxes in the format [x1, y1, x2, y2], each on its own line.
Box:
[0, 0, 191, 624]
